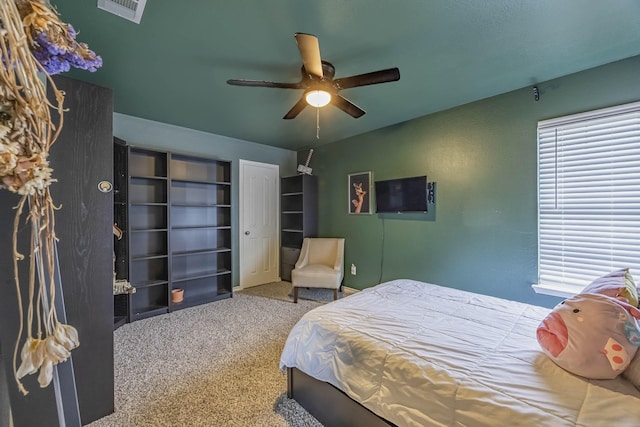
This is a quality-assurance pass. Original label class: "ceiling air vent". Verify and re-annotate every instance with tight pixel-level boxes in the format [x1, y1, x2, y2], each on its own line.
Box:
[97, 0, 147, 24]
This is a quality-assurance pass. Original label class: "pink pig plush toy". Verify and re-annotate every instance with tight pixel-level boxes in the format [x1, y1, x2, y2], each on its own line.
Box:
[537, 269, 640, 379]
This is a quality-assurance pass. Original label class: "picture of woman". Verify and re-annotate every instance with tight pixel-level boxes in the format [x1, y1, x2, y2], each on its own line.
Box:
[348, 172, 371, 214]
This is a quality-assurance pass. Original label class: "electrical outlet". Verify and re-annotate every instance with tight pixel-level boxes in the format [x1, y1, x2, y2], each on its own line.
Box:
[350, 264, 357, 275]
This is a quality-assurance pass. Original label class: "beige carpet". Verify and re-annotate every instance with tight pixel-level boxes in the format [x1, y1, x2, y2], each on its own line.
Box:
[88, 282, 334, 426]
[240, 281, 357, 303]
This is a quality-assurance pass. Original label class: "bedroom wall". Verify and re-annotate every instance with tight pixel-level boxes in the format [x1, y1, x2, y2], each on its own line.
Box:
[301, 55, 640, 308]
[113, 114, 298, 287]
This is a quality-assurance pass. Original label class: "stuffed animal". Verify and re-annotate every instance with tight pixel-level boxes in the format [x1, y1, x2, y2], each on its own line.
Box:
[537, 269, 640, 379]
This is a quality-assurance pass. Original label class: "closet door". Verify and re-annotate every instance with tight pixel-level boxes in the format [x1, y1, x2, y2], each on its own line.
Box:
[48, 76, 115, 424]
[0, 76, 114, 425]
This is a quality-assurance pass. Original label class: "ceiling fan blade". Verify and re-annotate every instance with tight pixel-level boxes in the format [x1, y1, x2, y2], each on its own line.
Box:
[294, 33, 323, 78]
[333, 68, 400, 90]
[227, 79, 303, 89]
[283, 97, 308, 120]
[331, 95, 365, 118]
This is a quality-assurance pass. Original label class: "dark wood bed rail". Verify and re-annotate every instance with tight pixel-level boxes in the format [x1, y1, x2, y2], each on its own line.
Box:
[287, 367, 395, 427]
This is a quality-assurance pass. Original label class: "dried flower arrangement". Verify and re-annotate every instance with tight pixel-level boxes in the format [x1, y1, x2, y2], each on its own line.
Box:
[18, 0, 102, 75]
[0, 0, 101, 395]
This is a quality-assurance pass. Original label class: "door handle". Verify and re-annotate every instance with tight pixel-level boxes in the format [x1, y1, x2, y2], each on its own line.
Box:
[245, 231, 250, 235]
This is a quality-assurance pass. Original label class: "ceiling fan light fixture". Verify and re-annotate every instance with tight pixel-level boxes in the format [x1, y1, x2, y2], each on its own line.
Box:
[227, 33, 399, 119]
[305, 90, 331, 107]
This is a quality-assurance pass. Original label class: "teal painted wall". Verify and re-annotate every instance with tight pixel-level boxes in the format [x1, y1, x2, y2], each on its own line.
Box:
[113, 113, 298, 287]
[302, 55, 640, 308]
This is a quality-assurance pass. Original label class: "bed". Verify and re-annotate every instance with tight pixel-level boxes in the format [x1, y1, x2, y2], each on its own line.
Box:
[279, 279, 640, 426]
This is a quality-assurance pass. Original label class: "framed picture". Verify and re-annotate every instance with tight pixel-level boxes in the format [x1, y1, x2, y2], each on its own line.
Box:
[348, 171, 372, 214]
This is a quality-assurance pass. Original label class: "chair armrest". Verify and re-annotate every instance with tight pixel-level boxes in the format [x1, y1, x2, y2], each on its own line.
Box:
[332, 238, 345, 271]
[294, 238, 311, 269]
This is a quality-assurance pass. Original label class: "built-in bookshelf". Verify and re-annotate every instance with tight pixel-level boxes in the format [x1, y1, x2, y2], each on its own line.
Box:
[169, 153, 232, 310]
[115, 145, 232, 322]
[113, 139, 130, 328]
[280, 175, 317, 281]
[128, 147, 170, 321]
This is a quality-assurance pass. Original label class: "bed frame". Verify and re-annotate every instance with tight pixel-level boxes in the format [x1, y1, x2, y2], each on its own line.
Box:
[287, 367, 395, 427]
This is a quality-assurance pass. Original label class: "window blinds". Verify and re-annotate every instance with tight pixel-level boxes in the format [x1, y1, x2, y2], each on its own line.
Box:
[538, 101, 640, 292]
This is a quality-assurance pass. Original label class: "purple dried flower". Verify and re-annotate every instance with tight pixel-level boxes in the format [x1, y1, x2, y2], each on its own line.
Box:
[23, 8, 102, 75]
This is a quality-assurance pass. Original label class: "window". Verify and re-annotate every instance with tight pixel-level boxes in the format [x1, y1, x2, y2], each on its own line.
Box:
[535, 101, 640, 297]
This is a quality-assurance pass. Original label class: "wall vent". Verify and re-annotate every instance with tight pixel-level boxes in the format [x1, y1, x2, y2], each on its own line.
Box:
[97, 0, 147, 24]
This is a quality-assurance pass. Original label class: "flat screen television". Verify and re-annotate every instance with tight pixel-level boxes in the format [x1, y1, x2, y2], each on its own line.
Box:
[374, 175, 428, 213]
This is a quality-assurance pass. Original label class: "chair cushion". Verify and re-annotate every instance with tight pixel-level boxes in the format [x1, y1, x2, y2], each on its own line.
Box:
[292, 264, 341, 289]
[308, 239, 338, 267]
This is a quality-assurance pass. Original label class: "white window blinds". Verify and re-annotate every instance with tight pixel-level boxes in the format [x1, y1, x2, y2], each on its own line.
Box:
[537, 101, 640, 294]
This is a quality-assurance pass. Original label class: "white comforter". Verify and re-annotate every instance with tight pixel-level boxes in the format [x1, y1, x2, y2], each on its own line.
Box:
[280, 279, 640, 427]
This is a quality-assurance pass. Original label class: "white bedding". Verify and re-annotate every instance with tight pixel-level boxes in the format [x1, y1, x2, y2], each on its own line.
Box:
[280, 279, 640, 427]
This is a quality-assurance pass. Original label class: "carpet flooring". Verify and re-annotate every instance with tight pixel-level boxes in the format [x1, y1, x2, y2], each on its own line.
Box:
[87, 281, 348, 427]
[240, 281, 357, 303]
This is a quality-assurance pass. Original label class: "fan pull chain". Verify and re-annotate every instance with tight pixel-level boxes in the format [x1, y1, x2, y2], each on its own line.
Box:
[316, 107, 320, 139]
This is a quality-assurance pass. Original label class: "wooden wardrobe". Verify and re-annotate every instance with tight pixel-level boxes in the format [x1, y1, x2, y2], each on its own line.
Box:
[0, 76, 114, 426]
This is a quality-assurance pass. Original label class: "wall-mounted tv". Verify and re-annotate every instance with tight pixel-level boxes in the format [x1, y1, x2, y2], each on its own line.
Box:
[374, 175, 428, 213]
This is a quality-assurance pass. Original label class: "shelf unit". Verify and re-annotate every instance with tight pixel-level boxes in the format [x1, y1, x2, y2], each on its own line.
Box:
[169, 153, 232, 310]
[280, 174, 317, 281]
[114, 145, 233, 322]
[127, 147, 170, 321]
[113, 139, 129, 328]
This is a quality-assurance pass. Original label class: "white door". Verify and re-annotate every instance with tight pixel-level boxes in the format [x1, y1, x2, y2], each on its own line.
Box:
[239, 160, 279, 288]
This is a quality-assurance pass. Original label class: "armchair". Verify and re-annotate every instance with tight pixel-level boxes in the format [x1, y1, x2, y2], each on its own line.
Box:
[291, 238, 345, 303]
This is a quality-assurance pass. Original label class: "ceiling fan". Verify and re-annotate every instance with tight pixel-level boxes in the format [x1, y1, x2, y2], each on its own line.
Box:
[227, 33, 400, 120]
